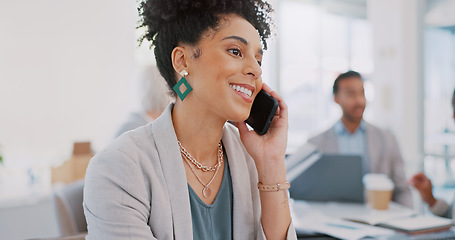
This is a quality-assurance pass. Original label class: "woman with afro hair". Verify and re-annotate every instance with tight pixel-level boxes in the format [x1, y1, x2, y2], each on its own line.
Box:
[83, 0, 297, 239]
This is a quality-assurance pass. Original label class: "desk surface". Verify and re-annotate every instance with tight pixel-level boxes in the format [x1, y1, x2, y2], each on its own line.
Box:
[294, 200, 413, 216]
[293, 200, 416, 225]
[291, 200, 455, 240]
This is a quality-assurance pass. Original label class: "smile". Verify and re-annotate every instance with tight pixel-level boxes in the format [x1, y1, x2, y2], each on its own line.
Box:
[229, 84, 253, 98]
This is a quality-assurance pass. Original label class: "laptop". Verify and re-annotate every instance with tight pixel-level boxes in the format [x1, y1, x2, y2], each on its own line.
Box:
[287, 153, 364, 202]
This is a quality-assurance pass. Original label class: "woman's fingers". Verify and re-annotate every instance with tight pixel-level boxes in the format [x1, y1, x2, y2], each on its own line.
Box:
[237, 121, 250, 136]
[261, 83, 288, 120]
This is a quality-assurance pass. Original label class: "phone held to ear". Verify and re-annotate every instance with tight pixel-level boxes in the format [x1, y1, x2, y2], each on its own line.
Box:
[245, 89, 279, 135]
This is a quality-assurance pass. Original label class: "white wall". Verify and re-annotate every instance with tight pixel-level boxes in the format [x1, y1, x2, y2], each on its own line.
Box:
[0, 0, 139, 168]
[367, 0, 424, 174]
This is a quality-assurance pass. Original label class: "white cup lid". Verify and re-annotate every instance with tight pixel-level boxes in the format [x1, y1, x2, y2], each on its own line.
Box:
[363, 173, 394, 190]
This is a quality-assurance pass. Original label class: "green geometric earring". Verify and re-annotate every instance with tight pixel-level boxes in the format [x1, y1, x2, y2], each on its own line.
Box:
[173, 70, 193, 101]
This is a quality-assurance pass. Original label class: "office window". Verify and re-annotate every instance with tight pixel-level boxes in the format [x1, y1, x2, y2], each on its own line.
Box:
[422, 0, 455, 204]
[278, 0, 373, 152]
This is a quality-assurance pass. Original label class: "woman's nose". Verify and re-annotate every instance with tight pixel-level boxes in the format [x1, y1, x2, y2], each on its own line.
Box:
[245, 56, 262, 79]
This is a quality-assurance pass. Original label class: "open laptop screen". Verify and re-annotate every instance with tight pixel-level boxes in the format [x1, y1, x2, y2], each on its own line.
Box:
[288, 154, 364, 202]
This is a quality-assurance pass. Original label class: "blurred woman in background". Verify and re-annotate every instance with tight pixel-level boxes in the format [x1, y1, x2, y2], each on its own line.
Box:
[115, 64, 172, 138]
[410, 88, 455, 219]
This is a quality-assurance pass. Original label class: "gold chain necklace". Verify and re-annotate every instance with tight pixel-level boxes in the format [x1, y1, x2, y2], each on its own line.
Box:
[179, 141, 223, 198]
[178, 141, 223, 171]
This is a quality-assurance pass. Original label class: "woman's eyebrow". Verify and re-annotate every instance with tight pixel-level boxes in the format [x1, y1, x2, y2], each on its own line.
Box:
[222, 35, 248, 45]
[221, 35, 263, 55]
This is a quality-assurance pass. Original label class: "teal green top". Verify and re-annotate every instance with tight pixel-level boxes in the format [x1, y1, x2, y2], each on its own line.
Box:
[188, 152, 233, 240]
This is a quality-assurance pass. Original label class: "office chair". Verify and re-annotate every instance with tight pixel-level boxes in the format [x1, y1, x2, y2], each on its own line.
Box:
[53, 180, 87, 236]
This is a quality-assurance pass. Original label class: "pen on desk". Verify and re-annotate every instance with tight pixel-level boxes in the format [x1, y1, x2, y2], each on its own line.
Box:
[326, 223, 358, 230]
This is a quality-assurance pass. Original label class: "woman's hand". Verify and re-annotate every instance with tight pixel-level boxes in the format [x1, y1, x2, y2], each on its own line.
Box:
[237, 83, 288, 183]
[238, 83, 291, 240]
[409, 172, 436, 207]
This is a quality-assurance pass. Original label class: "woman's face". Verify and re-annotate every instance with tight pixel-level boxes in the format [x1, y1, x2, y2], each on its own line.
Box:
[182, 14, 263, 122]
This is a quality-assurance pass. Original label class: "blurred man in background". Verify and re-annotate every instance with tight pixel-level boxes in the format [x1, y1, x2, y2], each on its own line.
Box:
[308, 70, 413, 207]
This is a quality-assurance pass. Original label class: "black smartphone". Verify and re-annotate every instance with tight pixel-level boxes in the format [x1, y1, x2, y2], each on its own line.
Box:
[245, 89, 279, 135]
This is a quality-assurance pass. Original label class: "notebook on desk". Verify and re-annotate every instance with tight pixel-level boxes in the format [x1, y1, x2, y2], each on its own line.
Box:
[343, 208, 453, 235]
[287, 153, 364, 202]
[376, 215, 453, 235]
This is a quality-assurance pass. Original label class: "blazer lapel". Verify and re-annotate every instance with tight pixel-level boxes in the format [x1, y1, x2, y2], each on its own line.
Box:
[222, 125, 255, 240]
[327, 126, 340, 153]
[151, 104, 192, 239]
[365, 122, 381, 172]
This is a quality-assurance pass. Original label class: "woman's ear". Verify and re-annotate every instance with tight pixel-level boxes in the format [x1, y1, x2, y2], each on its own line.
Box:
[171, 46, 189, 75]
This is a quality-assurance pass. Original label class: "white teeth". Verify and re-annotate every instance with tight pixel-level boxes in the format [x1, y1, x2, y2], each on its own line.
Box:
[230, 84, 252, 97]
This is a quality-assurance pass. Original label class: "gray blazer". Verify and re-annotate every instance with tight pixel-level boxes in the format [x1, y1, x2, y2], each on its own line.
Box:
[83, 104, 297, 240]
[308, 121, 413, 208]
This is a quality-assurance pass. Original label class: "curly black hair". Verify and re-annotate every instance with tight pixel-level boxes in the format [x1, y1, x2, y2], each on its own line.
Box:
[137, 0, 274, 96]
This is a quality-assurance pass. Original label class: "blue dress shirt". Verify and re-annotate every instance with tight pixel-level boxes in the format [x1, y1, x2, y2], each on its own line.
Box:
[333, 120, 369, 174]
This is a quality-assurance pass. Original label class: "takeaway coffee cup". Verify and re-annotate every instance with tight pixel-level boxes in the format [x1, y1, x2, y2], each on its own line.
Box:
[363, 174, 394, 210]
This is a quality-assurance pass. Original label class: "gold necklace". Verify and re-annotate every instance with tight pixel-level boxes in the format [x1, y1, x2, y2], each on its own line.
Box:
[179, 141, 223, 198]
[178, 141, 223, 171]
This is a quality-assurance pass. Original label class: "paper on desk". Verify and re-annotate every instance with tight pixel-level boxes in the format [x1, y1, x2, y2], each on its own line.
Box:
[343, 207, 417, 225]
[291, 202, 394, 240]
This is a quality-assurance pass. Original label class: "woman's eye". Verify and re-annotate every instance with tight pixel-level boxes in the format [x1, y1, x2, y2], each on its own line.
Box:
[228, 48, 242, 57]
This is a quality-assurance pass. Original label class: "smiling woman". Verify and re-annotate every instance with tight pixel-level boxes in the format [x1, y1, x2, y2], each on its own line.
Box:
[83, 0, 296, 239]
[171, 15, 264, 122]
